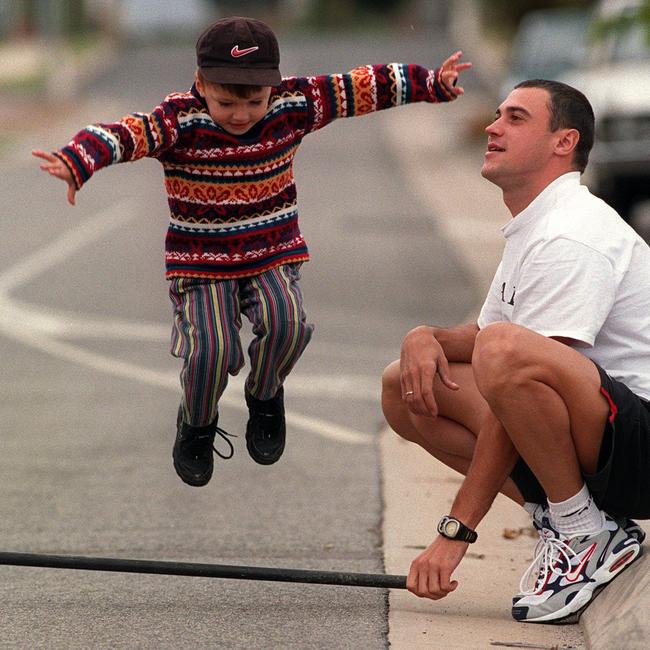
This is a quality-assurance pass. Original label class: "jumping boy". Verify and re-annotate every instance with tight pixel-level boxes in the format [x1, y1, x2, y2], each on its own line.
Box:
[33, 16, 471, 487]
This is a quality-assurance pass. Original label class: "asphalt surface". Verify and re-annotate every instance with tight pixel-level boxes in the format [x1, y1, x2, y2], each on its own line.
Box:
[0, 33, 478, 648]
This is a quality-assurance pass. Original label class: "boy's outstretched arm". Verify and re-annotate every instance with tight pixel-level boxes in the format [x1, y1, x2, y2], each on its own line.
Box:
[289, 52, 472, 135]
[32, 149, 77, 206]
[31, 97, 182, 202]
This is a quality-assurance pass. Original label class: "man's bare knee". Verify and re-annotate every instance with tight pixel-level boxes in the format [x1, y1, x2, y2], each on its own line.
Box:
[473, 322, 531, 396]
[381, 360, 403, 427]
[381, 359, 401, 400]
[381, 359, 425, 444]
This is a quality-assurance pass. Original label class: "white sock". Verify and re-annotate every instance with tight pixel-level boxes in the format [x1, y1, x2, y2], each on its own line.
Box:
[523, 502, 538, 515]
[523, 501, 545, 521]
[548, 484, 605, 537]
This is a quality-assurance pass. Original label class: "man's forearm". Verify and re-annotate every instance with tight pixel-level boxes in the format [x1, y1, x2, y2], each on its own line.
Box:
[448, 412, 520, 530]
[430, 322, 479, 364]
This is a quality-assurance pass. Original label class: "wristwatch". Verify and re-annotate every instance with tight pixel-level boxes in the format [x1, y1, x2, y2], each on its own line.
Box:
[437, 515, 478, 543]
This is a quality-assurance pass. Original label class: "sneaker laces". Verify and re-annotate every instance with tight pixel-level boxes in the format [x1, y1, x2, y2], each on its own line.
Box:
[184, 427, 237, 460]
[212, 426, 237, 460]
[519, 534, 578, 595]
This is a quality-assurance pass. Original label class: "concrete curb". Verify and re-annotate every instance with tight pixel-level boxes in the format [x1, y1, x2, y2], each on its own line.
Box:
[581, 552, 649, 650]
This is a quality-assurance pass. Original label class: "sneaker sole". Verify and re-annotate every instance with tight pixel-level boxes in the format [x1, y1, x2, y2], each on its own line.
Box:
[514, 542, 642, 624]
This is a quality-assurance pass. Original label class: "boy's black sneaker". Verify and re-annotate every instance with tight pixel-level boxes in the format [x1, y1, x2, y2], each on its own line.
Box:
[172, 407, 235, 486]
[245, 387, 286, 465]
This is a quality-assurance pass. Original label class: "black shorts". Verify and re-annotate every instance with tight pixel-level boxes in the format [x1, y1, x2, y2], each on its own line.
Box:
[510, 363, 650, 519]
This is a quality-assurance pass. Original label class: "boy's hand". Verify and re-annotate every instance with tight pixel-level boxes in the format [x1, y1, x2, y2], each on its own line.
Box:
[32, 149, 77, 205]
[439, 50, 472, 98]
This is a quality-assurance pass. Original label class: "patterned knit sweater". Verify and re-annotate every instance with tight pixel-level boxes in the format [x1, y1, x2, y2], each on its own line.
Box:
[56, 64, 455, 280]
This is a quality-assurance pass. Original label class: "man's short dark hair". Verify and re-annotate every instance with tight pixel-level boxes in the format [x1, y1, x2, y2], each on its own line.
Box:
[515, 79, 595, 173]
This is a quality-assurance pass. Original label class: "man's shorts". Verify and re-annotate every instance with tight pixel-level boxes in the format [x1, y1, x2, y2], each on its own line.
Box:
[510, 363, 650, 519]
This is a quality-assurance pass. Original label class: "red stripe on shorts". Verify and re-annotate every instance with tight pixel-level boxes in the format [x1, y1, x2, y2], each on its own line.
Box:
[600, 386, 618, 424]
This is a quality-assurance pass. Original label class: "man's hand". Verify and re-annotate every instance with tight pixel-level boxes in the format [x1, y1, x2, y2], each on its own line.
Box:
[407, 535, 468, 600]
[438, 50, 472, 98]
[32, 149, 77, 205]
[400, 325, 459, 418]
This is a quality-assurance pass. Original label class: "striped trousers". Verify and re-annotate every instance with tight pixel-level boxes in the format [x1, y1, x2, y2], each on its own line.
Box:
[169, 263, 314, 426]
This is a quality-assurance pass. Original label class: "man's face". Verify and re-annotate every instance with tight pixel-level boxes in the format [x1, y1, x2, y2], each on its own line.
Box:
[481, 87, 557, 188]
[197, 79, 272, 135]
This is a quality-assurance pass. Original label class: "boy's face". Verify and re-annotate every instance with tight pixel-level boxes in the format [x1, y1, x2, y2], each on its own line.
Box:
[196, 77, 272, 135]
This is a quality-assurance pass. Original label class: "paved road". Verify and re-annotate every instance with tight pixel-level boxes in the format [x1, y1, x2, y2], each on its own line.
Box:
[0, 33, 478, 648]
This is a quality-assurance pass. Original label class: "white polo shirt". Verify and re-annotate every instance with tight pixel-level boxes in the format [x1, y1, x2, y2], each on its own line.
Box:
[478, 172, 650, 400]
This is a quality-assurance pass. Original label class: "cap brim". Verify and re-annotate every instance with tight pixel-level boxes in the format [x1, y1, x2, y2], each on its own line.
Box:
[199, 66, 281, 86]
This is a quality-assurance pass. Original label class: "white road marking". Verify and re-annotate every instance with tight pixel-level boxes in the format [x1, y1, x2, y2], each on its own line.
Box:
[0, 204, 375, 444]
[0, 203, 137, 293]
[3, 297, 171, 340]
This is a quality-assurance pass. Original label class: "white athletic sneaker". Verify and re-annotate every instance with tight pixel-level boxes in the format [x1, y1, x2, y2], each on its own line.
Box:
[512, 513, 642, 624]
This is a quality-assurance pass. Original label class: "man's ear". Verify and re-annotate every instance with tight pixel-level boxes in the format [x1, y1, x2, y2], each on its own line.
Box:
[555, 128, 580, 159]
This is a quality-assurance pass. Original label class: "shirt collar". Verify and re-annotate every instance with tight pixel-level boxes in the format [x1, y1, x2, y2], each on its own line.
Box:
[502, 172, 581, 237]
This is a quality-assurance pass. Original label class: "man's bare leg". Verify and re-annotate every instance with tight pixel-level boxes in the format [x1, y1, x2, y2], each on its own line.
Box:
[472, 322, 610, 503]
[468, 323, 642, 623]
[382, 359, 525, 504]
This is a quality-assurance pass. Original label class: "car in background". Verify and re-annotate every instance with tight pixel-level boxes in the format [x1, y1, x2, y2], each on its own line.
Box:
[498, 7, 590, 101]
[560, 0, 650, 223]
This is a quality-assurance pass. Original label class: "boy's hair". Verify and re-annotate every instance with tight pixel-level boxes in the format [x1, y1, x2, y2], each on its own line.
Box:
[196, 69, 263, 98]
[515, 79, 595, 173]
[196, 16, 281, 87]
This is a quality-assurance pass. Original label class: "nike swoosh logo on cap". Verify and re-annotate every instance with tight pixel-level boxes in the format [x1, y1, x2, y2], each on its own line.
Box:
[231, 45, 259, 58]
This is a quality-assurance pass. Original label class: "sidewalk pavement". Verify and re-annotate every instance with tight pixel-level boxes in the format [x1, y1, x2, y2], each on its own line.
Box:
[379, 96, 649, 649]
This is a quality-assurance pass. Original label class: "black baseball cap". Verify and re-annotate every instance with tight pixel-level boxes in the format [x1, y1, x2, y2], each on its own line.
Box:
[196, 16, 281, 86]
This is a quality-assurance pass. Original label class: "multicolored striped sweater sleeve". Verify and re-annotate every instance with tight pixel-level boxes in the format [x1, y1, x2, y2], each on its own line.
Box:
[54, 63, 455, 280]
[286, 63, 455, 133]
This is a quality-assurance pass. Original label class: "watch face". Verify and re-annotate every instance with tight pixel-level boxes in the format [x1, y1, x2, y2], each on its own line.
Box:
[444, 519, 460, 537]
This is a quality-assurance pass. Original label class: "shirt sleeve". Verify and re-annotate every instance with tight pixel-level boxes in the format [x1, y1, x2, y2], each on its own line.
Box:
[53, 96, 182, 190]
[284, 63, 455, 134]
[512, 237, 616, 346]
[477, 262, 504, 329]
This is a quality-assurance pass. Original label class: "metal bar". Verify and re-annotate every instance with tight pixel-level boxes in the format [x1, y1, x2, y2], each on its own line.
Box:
[0, 551, 407, 589]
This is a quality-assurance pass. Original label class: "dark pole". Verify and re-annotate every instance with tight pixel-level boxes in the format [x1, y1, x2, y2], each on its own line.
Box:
[0, 551, 407, 589]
